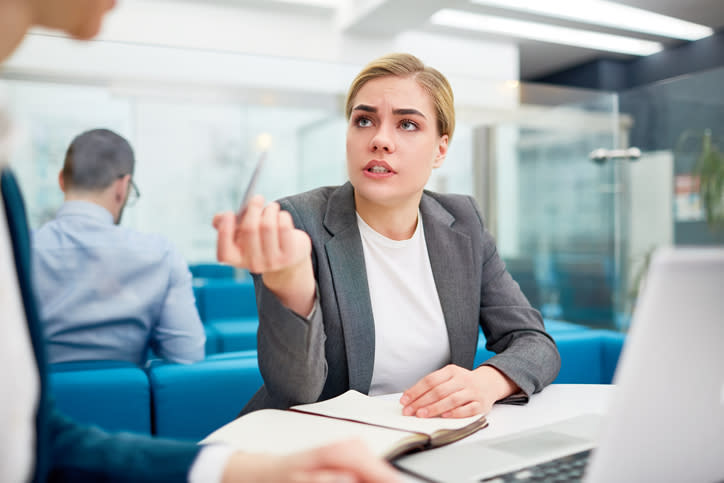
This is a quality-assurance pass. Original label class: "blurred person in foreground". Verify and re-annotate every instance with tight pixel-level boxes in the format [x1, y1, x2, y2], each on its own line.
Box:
[0, 0, 399, 481]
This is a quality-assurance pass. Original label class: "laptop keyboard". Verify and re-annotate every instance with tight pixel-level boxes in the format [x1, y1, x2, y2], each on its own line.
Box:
[479, 449, 592, 482]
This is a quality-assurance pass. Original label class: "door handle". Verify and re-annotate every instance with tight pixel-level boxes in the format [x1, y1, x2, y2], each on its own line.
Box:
[589, 147, 641, 164]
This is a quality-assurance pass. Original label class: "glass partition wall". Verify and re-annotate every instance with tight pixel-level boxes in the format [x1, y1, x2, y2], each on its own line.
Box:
[488, 68, 724, 330]
[2, 61, 484, 265]
[481, 86, 626, 330]
[5, 55, 723, 331]
[4, 78, 341, 262]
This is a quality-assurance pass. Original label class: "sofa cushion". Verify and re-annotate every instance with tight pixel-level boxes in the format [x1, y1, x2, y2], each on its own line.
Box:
[554, 331, 626, 384]
[198, 280, 257, 321]
[206, 318, 258, 353]
[49, 361, 151, 434]
[147, 351, 262, 440]
[189, 263, 236, 279]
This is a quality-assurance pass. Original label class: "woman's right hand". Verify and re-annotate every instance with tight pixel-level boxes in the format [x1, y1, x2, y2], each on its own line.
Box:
[213, 195, 316, 316]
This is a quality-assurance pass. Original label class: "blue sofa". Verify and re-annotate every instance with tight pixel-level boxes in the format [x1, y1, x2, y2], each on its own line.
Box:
[147, 351, 263, 440]
[193, 284, 221, 355]
[49, 360, 152, 435]
[198, 279, 257, 321]
[50, 322, 626, 441]
[475, 321, 625, 384]
[189, 262, 236, 279]
[194, 279, 259, 355]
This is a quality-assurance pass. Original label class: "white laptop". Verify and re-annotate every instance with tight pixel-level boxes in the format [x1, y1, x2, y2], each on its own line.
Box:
[395, 247, 724, 483]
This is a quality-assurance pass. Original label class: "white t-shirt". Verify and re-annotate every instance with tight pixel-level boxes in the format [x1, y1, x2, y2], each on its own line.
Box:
[0, 176, 40, 483]
[357, 213, 451, 396]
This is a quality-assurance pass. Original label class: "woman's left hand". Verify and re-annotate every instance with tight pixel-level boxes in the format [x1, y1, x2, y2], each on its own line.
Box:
[399, 365, 519, 418]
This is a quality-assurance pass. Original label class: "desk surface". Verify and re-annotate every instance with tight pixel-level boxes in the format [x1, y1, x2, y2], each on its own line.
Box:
[387, 384, 614, 482]
[471, 383, 612, 441]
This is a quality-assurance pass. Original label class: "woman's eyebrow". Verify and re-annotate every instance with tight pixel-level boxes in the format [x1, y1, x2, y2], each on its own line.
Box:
[352, 104, 376, 113]
[352, 104, 427, 118]
[393, 108, 426, 118]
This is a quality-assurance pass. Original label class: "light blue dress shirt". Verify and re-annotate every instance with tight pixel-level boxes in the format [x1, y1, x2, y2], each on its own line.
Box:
[32, 201, 205, 366]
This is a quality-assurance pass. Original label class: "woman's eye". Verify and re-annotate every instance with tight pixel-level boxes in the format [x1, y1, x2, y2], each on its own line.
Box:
[356, 117, 372, 127]
[400, 120, 418, 131]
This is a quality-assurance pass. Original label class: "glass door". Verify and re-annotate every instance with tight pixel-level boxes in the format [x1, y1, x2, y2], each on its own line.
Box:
[480, 87, 629, 329]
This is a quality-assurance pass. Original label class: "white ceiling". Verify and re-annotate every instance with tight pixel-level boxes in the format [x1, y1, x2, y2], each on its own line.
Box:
[214, 0, 724, 79]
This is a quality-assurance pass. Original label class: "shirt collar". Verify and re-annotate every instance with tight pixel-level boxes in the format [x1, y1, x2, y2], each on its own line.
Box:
[56, 200, 115, 225]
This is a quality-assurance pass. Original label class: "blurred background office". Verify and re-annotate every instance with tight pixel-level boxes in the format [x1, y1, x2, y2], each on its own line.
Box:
[3, 0, 723, 332]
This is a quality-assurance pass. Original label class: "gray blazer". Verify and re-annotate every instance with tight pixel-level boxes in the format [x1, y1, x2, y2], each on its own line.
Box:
[242, 182, 560, 414]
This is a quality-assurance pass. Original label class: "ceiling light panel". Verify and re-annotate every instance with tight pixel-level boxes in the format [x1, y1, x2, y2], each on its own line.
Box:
[431, 9, 665, 56]
[470, 0, 714, 41]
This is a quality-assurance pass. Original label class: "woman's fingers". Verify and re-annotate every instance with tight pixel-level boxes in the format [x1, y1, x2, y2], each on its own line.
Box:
[214, 195, 311, 275]
[412, 389, 480, 418]
[400, 365, 457, 413]
[236, 196, 267, 272]
[442, 401, 484, 419]
[214, 211, 243, 266]
[401, 365, 496, 418]
[259, 202, 282, 267]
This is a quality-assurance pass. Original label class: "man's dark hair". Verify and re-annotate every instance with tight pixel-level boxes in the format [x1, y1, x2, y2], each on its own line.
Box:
[61, 129, 135, 190]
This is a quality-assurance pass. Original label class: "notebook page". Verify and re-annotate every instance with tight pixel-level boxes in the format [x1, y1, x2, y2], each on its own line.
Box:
[292, 390, 483, 435]
[200, 408, 421, 458]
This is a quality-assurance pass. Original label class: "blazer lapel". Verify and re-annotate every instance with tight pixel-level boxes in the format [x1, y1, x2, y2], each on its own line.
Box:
[323, 183, 375, 392]
[420, 194, 477, 367]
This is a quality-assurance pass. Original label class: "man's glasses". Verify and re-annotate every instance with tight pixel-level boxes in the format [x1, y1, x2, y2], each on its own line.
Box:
[119, 174, 140, 206]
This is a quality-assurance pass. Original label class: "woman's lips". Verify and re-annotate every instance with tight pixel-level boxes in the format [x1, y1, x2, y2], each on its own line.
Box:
[363, 160, 395, 174]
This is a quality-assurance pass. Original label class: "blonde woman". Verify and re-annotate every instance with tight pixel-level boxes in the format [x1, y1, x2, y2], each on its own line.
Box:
[215, 53, 560, 419]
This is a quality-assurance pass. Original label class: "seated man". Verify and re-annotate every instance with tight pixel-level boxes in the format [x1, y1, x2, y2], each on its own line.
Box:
[32, 129, 205, 365]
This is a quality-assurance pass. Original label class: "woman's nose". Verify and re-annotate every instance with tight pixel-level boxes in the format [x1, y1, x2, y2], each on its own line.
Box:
[370, 124, 395, 153]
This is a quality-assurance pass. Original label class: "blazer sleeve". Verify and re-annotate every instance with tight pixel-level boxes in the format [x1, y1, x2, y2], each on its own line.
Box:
[252, 198, 328, 407]
[46, 409, 201, 483]
[470, 198, 561, 397]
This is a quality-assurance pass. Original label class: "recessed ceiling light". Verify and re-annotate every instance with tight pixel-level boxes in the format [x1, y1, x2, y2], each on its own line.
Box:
[431, 9, 664, 56]
[273, 0, 339, 7]
[469, 0, 713, 41]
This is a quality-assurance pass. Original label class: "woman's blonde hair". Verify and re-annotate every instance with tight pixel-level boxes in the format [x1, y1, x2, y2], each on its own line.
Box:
[344, 53, 455, 142]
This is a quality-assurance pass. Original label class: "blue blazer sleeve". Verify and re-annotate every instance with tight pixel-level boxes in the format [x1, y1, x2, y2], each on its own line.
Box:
[46, 409, 200, 483]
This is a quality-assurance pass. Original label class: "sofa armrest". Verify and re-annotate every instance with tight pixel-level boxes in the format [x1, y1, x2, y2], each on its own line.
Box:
[49, 361, 151, 435]
[147, 351, 262, 440]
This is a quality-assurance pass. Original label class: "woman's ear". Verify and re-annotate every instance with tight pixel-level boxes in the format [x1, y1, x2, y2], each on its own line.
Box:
[433, 134, 449, 169]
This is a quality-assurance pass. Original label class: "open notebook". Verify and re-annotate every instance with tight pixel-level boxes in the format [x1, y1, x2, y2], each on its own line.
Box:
[200, 389, 487, 460]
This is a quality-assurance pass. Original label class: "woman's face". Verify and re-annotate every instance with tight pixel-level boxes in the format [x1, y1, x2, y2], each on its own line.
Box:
[346, 75, 448, 210]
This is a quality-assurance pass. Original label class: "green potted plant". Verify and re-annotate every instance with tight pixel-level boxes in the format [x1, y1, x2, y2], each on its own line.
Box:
[694, 129, 724, 229]
[677, 129, 724, 230]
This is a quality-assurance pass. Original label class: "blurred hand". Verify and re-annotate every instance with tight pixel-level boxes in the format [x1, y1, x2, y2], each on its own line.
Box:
[399, 365, 518, 419]
[221, 439, 401, 483]
[213, 195, 315, 315]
